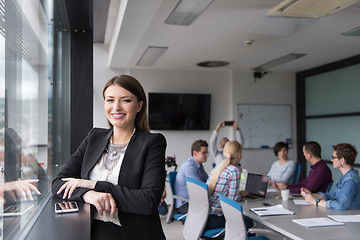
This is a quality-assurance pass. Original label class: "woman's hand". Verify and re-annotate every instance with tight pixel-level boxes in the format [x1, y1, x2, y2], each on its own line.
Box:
[57, 178, 96, 199]
[82, 190, 117, 217]
[1, 179, 41, 201]
[303, 192, 316, 205]
[215, 121, 225, 131]
[300, 187, 311, 196]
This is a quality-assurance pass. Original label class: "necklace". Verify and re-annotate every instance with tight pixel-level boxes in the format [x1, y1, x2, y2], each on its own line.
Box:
[103, 142, 128, 171]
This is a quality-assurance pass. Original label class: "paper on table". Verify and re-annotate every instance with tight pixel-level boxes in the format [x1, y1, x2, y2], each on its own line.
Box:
[250, 204, 294, 216]
[293, 199, 312, 205]
[328, 215, 360, 222]
[267, 188, 279, 193]
[292, 217, 344, 228]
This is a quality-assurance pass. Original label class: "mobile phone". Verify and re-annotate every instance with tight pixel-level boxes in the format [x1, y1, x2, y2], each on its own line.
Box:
[55, 201, 79, 214]
[0, 204, 34, 217]
[224, 121, 233, 126]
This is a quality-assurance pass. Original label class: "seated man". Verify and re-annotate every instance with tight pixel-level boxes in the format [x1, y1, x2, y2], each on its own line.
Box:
[174, 140, 209, 214]
[274, 141, 332, 194]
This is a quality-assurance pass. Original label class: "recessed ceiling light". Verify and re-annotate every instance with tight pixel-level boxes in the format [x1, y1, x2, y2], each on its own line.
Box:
[165, 0, 215, 26]
[136, 46, 168, 67]
[342, 26, 360, 37]
[197, 61, 229, 68]
[252, 53, 306, 71]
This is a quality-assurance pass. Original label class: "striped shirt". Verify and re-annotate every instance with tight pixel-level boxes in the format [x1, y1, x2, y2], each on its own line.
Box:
[207, 165, 241, 216]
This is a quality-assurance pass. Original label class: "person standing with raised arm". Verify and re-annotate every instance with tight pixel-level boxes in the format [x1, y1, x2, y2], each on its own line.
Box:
[209, 120, 243, 166]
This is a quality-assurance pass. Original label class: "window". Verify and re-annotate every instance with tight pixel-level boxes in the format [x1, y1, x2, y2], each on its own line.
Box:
[0, 0, 70, 239]
[297, 55, 360, 184]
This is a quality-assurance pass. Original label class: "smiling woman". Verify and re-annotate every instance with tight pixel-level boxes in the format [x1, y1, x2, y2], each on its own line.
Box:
[52, 75, 167, 240]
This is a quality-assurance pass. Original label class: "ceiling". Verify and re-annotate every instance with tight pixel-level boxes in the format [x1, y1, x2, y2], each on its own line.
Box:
[93, 0, 360, 73]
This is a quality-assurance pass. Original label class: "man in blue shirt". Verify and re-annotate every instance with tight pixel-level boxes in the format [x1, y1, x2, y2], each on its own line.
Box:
[174, 140, 209, 214]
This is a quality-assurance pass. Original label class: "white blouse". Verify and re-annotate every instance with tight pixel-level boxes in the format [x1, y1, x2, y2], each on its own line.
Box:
[89, 129, 135, 226]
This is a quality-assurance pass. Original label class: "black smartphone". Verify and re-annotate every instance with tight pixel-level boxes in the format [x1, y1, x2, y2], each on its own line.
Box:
[224, 121, 233, 126]
[55, 201, 79, 214]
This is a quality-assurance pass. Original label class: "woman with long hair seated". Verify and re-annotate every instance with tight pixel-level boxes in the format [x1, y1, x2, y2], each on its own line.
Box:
[302, 143, 360, 210]
[205, 141, 249, 229]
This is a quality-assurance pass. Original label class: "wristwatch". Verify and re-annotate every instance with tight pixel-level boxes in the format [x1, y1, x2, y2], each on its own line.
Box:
[316, 199, 321, 206]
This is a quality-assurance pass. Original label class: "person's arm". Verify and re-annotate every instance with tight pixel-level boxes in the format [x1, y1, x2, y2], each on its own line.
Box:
[209, 130, 219, 158]
[285, 180, 304, 193]
[52, 128, 96, 202]
[325, 179, 357, 210]
[267, 161, 276, 180]
[302, 164, 330, 193]
[280, 160, 297, 185]
[94, 133, 167, 215]
[232, 121, 243, 145]
[185, 163, 207, 181]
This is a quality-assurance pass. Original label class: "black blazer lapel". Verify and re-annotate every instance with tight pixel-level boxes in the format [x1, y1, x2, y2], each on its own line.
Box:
[82, 128, 113, 179]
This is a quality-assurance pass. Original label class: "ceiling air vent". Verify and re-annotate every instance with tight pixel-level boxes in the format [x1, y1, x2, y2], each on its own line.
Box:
[268, 0, 360, 18]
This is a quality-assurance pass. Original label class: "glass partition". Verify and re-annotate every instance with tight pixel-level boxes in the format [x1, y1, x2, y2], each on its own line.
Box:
[0, 0, 70, 239]
[303, 60, 360, 167]
[305, 63, 360, 116]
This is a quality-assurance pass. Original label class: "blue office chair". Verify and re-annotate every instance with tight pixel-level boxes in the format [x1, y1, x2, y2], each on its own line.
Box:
[326, 180, 333, 193]
[293, 162, 301, 184]
[166, 171, 187, 223]
[219, 194, 271, 240]
[183, 177, 225, 239]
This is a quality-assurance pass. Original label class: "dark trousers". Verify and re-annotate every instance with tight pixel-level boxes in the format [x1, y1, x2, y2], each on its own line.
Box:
[205, 214, 254, 232]
[175, 203, 189, 214]
[91, 220, 127, 240]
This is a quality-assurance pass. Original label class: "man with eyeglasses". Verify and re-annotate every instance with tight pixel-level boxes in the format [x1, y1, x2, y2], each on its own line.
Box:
[174, 140, 209, 214]
[274, 141, 332, 194]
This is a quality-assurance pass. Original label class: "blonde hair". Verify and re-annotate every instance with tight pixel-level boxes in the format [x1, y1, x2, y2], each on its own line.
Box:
[208, 141, 242, 196]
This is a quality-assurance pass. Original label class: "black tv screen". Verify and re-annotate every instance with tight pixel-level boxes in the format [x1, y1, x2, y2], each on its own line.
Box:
[148, 93, 211, 130]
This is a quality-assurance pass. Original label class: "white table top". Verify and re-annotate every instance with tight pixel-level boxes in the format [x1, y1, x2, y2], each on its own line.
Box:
[241, 192, 360, 240]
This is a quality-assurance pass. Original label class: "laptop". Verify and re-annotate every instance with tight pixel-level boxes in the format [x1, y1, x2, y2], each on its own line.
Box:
[242, 172, 269, 201]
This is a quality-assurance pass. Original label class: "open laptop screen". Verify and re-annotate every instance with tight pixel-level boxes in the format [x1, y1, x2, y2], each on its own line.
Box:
[245, 173, 269, 198]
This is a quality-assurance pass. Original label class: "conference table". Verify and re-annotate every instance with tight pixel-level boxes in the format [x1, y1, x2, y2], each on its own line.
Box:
[241, 191, 360, 240]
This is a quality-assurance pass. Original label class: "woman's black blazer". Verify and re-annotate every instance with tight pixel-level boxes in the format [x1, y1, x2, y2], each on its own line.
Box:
[52, 128, 167, 239]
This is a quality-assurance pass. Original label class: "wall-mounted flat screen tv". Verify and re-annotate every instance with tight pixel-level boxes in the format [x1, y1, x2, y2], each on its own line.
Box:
[148, 93, 211, 130]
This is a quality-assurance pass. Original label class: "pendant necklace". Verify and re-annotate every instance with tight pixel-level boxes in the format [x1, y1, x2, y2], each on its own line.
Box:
[103, 140, 128, 171]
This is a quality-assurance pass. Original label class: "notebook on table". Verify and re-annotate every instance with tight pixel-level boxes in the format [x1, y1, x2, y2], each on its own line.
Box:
[242, 172, 269, 201]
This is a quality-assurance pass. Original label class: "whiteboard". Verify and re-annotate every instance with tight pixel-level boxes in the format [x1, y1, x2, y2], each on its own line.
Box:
[237, 104, 292, 149]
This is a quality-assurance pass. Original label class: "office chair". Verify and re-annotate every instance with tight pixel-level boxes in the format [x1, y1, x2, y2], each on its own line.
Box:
[293, 162, 301, 184]
[183, 177, 225, 240]
[166, 171, 188, 223]
[219, 194, 272, 240]
[326, 180, 333, 193]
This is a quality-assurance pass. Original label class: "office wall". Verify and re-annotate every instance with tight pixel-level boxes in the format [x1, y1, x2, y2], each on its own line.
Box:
[93, 44, 297, 175]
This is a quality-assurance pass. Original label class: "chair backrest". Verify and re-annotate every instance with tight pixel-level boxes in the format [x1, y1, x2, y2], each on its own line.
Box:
[219, 194, 247, 240]
[166, 171, 178, 223]
[168, 171, 177, 194]
[326, 180, 333, 193]
[293, 162, 301, 184]
[183, 177, 210, 240]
